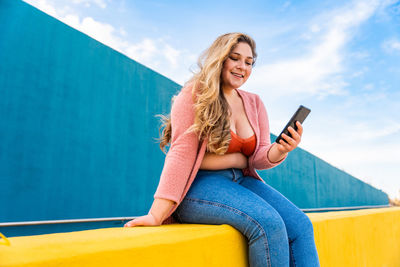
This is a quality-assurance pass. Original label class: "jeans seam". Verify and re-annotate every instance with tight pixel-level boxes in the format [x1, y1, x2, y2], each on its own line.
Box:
[184, 197, 271, 267]
[289, 241, 297, 267]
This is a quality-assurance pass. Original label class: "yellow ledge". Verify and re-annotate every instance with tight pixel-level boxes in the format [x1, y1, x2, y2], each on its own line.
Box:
[309, 206, 400, 267]
[1, 207, 399, 267]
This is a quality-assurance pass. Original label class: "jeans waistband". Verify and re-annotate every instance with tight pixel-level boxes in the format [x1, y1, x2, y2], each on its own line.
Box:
[197, 168, 244, 180]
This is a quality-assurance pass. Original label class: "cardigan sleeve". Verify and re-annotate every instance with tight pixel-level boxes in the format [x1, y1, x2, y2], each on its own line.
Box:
[252, 95, 287, 170]
[153, 87, 200, 203]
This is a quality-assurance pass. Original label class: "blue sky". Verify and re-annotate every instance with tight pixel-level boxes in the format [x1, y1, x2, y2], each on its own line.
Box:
[24, 0, 400, 199]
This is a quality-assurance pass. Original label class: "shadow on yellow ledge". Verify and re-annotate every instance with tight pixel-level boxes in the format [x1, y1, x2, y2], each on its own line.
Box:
[1, 207, 399, 267]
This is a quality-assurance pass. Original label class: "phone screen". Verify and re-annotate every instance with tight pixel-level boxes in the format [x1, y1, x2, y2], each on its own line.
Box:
[275, 105, 311, 144]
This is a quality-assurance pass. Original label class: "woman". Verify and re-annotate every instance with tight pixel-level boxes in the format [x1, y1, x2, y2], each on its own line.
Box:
[125, 33, 320, 267]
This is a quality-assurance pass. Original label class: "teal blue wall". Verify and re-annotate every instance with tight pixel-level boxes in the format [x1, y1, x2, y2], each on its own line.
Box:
[0, 0, 388, 237]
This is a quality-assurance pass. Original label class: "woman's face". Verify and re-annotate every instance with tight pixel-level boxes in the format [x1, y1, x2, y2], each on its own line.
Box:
[221, 42, 254, 91]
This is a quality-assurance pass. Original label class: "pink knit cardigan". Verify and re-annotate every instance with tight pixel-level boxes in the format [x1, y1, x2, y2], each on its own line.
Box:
[154, 85, 286, 224]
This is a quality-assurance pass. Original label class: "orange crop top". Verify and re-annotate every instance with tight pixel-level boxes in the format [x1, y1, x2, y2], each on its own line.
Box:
[226, 130, 256, 156]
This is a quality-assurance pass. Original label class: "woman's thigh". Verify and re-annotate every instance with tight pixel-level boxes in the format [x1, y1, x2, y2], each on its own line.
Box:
[174, 171, 288, 242]
[238, 176, 314, 241]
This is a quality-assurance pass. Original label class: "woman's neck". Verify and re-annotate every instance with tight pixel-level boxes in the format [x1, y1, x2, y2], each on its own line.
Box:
[222, 86, 237, 99]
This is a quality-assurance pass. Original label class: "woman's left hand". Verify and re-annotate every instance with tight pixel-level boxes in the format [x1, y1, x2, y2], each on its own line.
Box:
[124, 214, 160, 227]
[276, 121, 303, 153]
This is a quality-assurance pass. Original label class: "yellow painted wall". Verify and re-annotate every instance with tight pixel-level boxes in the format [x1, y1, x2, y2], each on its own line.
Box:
[309, 207, 400, 266]
[0, 224, 248, 267]
[1, 207, 399, 266]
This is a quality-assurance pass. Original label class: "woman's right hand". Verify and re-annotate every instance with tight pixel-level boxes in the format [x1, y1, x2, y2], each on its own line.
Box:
[124, 213, 160, 227]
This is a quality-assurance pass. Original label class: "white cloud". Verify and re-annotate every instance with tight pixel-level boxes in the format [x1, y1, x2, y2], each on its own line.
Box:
[124, 38, 194, 83]
[163, 44, 181, 68]
[310, 24, 321, 33]
[24, 0, 58, 17]
[119, 27, 127, 37]
[363, 83, 374, 91]
[382, 38, 400, 53]
[244, 0, 383, 99]
[125, 39, 158, 63]
[349, 51, 370, 60]
[72, 0, 107, 9]
[24, 0, 192, 83]
[59, 14, 130, 55]
[350, 67, 368, 78]
[342, 121, 400, 142]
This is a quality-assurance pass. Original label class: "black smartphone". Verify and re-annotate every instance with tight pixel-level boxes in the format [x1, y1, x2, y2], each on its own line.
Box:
[275, 105, 311, 144]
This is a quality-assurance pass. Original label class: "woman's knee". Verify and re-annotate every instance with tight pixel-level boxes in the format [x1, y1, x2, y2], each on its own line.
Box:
[300, 213, 314, 232]
[289, 212, 314, 239]
[244, 207, 288, 243]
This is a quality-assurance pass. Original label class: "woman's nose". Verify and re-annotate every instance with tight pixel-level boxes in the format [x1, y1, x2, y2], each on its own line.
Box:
[237, 60, 246, 69]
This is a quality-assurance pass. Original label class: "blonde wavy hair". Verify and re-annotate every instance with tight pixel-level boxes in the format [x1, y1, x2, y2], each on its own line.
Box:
[158, 33, 257, 154]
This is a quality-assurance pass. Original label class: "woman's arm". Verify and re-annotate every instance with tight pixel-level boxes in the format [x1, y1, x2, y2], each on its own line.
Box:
[125, 150, 249, 227]
[252, 95, 290, 169]
[125, 151, 251, 227]
[127, 87, 197, 227]
[200, 152, 248, 170]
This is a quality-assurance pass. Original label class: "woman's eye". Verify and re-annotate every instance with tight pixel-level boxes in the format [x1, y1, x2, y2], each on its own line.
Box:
[246, 62, 252, 66]
[229, 56, 239, 61]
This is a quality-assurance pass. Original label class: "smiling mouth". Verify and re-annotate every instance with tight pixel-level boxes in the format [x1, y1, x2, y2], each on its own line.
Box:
[231, 72, 244, 78]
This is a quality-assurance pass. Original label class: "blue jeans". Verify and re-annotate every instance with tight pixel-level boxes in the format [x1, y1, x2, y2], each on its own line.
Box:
[173, 168, 320, 267]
